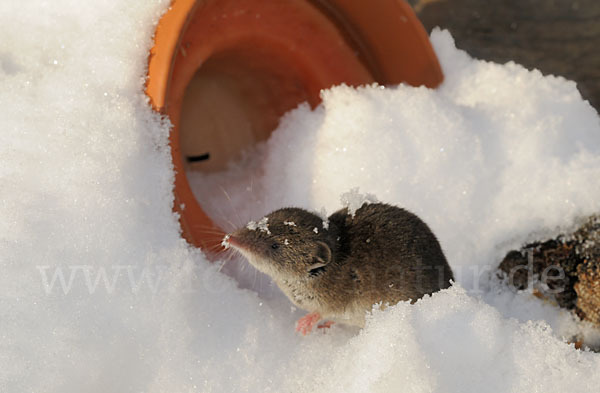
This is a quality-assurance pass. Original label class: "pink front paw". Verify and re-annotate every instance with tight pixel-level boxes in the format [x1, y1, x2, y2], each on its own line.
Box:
[296, 312, 321, 336]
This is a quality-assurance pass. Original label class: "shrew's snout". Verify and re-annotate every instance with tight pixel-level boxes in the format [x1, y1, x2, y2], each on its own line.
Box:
[226, 235, 245, 249]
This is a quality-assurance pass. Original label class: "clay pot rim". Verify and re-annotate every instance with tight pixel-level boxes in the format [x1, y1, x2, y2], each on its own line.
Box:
[147, 0, 199, 112]
[147, 0, 444, 113]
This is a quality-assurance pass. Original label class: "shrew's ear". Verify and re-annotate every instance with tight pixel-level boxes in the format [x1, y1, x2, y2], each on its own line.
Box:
[314, 241, 332, 265]
[308, 241, 332, 276]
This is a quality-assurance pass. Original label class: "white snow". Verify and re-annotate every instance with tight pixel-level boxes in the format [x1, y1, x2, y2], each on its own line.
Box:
[1, 0, 600, 391]
[340, 187, 379, 217]
[246, 217, 270, 234]
[318, 207, 330, 229]
[221, 234, 231, 249]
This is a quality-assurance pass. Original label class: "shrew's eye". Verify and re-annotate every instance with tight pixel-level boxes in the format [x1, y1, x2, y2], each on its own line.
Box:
[271, 243, 279, 250]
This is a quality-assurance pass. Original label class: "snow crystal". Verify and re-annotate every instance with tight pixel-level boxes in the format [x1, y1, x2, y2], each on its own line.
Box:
[247, 217, 270, 234]
[246, 221, 258, 230]
[318, 207, 330, 230]
[284, 221, 297, 227]
[221, 234, 231, 249]
[313, 227, 319, 234]
[340, 187, 379, 217]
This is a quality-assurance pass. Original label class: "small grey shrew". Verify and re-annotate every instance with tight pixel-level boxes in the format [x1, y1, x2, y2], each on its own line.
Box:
[223, 202, 454, 335]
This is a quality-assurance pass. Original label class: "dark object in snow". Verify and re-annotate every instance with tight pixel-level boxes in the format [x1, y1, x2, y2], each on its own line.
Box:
[498, 216, 600, 326]
[498, 240, 580, 309]
[186, 152, 210, 163]
[224, 203, 454, 335]
[574, 218, 600, 326]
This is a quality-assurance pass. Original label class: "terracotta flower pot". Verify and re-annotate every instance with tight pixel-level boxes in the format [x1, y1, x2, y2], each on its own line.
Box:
[146, 0, 443, 250]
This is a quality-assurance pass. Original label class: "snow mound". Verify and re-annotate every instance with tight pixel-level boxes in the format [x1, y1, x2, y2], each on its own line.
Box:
[286, 286, 600, 393]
